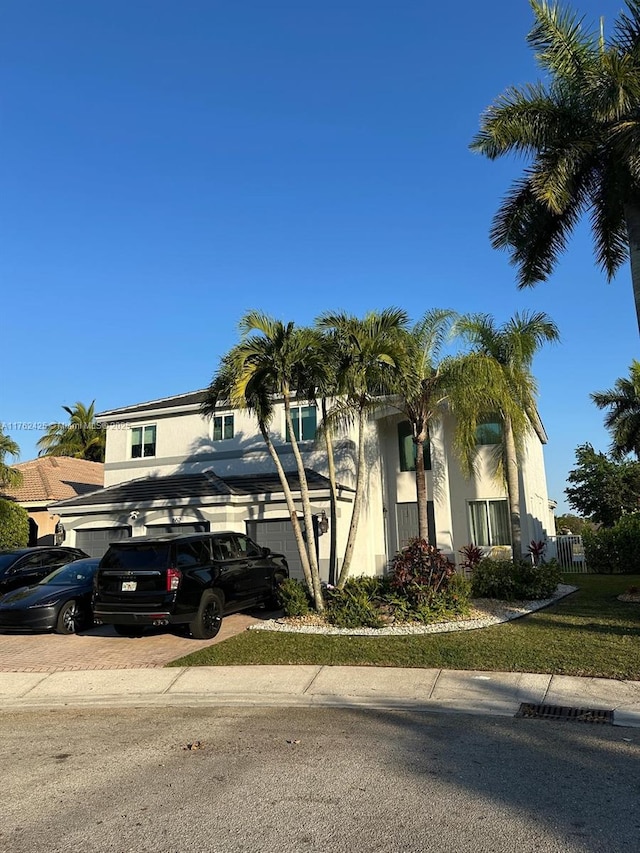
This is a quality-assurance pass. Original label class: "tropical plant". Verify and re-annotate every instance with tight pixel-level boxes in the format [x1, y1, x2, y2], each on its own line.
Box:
[201, 312, 325, 611]
[316, 308, 412, 587]
[565, 442, 640, 525]
[471, 0, 640, 333]
[591, 360, 640, 459]
[450, 311, 559, 556]
[0, 430, 22, 488]
[37, 401, 105, 462]
[393, 308, 457, 541]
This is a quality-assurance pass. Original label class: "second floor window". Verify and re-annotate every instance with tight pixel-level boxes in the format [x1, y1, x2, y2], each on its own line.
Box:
[286, 405, 317, 442]
[213, 414, 234, 441]
[475, 416, 503, 445]
[397, 421, 431, 472]
[131, 424, 156, 458]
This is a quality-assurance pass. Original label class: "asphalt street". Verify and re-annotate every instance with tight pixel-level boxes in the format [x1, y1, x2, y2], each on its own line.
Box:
[2, 705, 638, 853]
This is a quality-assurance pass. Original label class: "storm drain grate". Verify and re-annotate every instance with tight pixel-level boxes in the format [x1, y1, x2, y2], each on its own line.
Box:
[516, 703, 614, 724]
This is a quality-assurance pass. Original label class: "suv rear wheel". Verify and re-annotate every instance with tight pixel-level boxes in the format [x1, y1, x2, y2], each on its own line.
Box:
[189, 590, 223, 640]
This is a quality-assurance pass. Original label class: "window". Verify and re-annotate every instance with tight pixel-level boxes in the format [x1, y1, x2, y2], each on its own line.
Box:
[468, 500, 510, 547]
[397, 421, 431, 472]
[131, 424, 156, 458]
[234, 535, 263, 558]
[213, 414, 234, 442]
[475, 416, 503, 445]
[176, 540, 211, 568]
[286, 405, 317, 442]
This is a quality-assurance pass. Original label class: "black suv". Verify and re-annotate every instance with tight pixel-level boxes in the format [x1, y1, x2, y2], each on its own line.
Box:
[93, 532, 289, 639]
[0, 547, 89, 595]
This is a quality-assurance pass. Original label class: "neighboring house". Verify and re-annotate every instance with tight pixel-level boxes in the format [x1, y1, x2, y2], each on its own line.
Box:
[50, 391, 556, 576]
[1, 456, 104, 546]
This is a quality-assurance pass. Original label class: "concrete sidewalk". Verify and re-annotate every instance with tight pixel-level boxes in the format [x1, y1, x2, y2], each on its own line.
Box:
[1, 665, 640, 727]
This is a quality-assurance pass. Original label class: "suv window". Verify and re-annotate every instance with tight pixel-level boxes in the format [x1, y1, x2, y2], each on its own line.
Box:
[101, 545, 170, 570]
[234, 535, 263, 558]
[212, 535, 239, 561]
[176, 540, 211, 568]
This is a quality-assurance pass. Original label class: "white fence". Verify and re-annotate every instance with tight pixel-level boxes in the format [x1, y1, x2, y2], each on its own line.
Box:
[544, 535, 589, 572]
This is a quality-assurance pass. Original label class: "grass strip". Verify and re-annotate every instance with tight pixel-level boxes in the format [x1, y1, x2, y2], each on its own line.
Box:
[167, 573, 640, 680]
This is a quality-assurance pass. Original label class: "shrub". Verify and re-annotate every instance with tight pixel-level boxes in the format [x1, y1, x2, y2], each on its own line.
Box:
[389, 538, 456, 606]
[583, 514, 640, 573]
[277, 578, 313, 617]
[325, 577, 385, 629]
[471, 557, 561, 601]
[0, 499, 29, 549]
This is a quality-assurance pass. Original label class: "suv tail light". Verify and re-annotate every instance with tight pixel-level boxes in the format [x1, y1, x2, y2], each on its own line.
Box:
[166, 567, 182, 592]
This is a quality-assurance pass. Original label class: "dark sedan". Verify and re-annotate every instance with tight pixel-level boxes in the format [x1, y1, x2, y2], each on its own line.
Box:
[0, 558, 100, 634]
[0, 546, 89, 595]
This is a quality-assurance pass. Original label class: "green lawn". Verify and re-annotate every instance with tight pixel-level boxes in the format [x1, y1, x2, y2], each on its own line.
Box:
[168, 574, 640, 680]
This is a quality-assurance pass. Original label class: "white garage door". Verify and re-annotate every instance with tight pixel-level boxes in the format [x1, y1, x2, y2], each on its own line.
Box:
[76, 527, 131, 558]
[247, 519, 308, 583]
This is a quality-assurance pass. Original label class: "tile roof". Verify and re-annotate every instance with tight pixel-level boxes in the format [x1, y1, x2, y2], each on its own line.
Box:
[51, 468, 349, 509]
[1, 457, 104, 503]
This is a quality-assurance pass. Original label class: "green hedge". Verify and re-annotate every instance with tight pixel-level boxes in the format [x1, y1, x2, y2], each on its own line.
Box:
[470, 557, 561, 600]
[0, 499, 29, 549]
[583, 515, 640, 573]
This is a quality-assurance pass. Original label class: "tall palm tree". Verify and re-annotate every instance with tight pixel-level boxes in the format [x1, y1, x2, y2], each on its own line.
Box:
[202, 313, 325, 611]
[471, 0, 640, 333]
[37, 401, 105, 462]
[451, 311, 560, 557]
[0, 430, 22, 488]
[591, 359, 640, 459]
[394, 308, 457, 542]
[317, 308, 412, 587]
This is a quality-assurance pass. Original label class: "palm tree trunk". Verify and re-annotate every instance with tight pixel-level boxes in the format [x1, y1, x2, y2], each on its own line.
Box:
[624, 202, 640, 335]
[414, 434, 429, 542]
[336, 405, 366, 588]
[503, 414, 522, 558]
[258, 421, 317, 601]
[322, 398, 339, 585]
[282, 394, 324, 612]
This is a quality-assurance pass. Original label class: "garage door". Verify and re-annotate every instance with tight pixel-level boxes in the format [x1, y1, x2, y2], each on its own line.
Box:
[76, 527, 131, 558]
[145, 523, 210, 535]
[247, 519, 311, 583]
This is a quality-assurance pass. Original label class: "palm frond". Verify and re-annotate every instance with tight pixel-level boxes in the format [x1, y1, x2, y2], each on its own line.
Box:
[590, 156, 630, 278]
[528, 0, 597, 80]
[490, 172, 587, 284]
[471, 83, 578, 159]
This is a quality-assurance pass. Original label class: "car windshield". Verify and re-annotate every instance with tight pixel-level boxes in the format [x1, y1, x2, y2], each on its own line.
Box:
[100, 545, 170, 571]
[40, 562, 98, 586]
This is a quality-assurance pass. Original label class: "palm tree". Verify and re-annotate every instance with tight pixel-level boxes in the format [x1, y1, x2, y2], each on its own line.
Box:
[471, 0, 640, 333]
[37, 401, 105, 462]
[591, 359, 640, 459]
[451, 311, 560, 557]
[394, 308, 457, 542]
[317, 308, 412, 587]
[202, 313, 325, 611]
[0, 430, 22, 488]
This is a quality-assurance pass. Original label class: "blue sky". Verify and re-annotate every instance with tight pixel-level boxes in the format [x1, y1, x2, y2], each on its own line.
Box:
[1, 0, 637, 514]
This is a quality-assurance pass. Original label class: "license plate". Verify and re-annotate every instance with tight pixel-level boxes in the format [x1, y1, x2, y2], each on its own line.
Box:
[121, 580, 137, 591]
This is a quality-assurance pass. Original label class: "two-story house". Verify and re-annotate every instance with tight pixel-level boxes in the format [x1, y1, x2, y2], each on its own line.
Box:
[50, 390, 556, 580]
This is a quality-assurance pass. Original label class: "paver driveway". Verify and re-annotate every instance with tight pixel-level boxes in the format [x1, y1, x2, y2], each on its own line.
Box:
[0, 612, 264, 672]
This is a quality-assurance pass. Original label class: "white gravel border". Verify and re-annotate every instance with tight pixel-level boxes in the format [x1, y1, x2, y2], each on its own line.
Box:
[249, 583, 578, 636]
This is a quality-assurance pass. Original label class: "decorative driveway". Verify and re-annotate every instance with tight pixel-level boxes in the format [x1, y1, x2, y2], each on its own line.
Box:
[0, 613, 263, 673]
